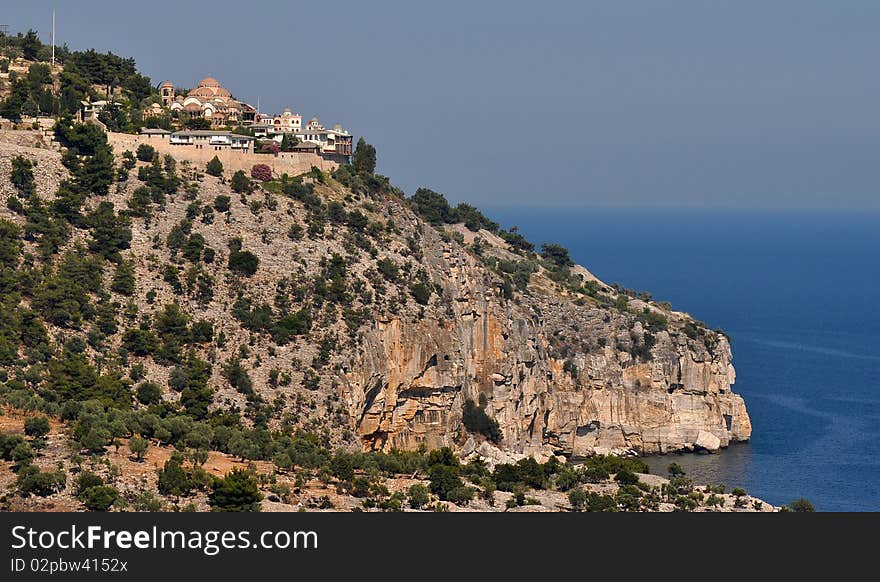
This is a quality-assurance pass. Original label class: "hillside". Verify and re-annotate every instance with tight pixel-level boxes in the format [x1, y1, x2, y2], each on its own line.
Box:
[0, 127, 751, 455]
[0, 36, 757, 511]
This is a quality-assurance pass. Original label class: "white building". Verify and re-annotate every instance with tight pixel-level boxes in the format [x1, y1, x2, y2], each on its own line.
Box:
[255, 107, 302, 133]
[169, 130, 255, 152]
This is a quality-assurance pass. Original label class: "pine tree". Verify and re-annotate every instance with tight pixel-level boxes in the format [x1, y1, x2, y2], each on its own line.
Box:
[352, 138, 377, 175]
[209, 468, 263, 512]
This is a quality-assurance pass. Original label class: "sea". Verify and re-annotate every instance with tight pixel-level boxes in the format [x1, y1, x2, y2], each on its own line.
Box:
[485, 206, 880, 511]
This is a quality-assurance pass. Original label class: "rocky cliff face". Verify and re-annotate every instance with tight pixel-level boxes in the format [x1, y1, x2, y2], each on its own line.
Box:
[342, 219, 751, 457]
[0, 131, 751, 460]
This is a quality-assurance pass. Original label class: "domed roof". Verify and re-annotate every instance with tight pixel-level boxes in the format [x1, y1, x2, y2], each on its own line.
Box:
[197, 77, 221, 88]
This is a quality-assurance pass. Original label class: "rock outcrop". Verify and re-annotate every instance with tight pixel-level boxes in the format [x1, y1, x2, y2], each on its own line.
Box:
[340, 215, 751, 457]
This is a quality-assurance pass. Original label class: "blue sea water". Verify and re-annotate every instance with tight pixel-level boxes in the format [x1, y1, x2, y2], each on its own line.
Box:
[484, 207, 880, 511]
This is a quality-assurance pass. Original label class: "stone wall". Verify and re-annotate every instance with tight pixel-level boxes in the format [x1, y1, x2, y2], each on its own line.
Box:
[107, 132, 342, 177]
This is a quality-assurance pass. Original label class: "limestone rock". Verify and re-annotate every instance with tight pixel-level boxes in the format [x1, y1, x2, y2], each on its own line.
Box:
[695, 430, 722, 452]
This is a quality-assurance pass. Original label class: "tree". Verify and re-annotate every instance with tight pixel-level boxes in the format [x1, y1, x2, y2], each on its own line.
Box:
[88, 202, 132, 262]
[251, 164, 272, 182]
[540, 243, 574, 267]
[280, 133, 298, 152]
[16, 465, 66, 497]
[668, 462, 686, 478]
[129, 436, 149, 461]
[352, 138, 377, 175]
[409, 188, 455, 226]
[788, 498, 815, 512]
[80, 485, 119, 511]
[209, 468, 263, 512]
[11, 442, 36, 471]
[21, 30, 43, 61]
[228, 247, 259, 277]
[136, 382, 162, 405]
[135, 143, 156, 162]
[206, 156, 224, 177]
[184, 117, 212, 130]
[10, 156, 36, 198]
[213, 194, 231, 213]
[157, 452, 191, 500]
[408, 484, 430, 509]
[24, 416, 51, 439]
[614, 468, 640, 486]
[111, 260, 136, 296]
[230, 170, 252, 194]
[410, 282, 432, 306]
[428, 464, 463, 501]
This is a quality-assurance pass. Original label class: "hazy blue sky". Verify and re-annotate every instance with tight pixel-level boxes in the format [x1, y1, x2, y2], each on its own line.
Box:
[5, 1, 879, 209]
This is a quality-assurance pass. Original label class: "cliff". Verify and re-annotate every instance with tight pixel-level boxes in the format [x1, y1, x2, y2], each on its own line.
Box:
[0, 129, 751, 462]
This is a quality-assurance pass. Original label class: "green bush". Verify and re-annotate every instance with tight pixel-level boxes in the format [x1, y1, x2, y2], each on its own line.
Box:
[788, 498, 815, 512]
[24, 416, 51, 439]
[80, 485, 118, 511]
[209, 468, 263, 512]
[231, 170, 252, 194]
[540, 243, 574, 267]
[428, 464, 464, 501]
[213, 194, 231, 213]
[136, 382, 162, 405]
[614, 468, 640, 486]
[410, 282, 432, 305]
[206, 156, 224, 177]
[228, 249, 259, 276]
[408, 484, 430, 509]
[568, 489, 618, 512]
[10, 156, 36, 198]
[16, 465, 66, 497]
[135, 144, 156, 162]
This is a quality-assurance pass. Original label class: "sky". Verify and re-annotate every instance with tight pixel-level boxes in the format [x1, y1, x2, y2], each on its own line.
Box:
[4, 0, 879, 209]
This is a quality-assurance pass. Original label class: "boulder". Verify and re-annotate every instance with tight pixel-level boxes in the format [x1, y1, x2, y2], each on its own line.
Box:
[695, 430, 721, 452]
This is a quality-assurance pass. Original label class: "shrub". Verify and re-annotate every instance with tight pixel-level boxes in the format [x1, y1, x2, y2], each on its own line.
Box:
[111, 260, 136, 296]
[231, 170, 252, 194]
[10, 442, 35, 471]
[74, 471, 105, 495]
[24, 416, 51, 439]
[157, 453, 192, 499]
[445, 486, 475, 506]
[228, 245, 259, 277]
[428, 465, 464, 501]
[409, 188, 454, 226]
[568, 489, 618, 512]
[136, 382, 162, 405]
[206, 156, 224, 177]
[540, 243, 574, 267]
[462, 399, 502, 443]
[408, 484, 430, 509]
[614, 468, 640, 486]
[251, 164, 273, 182]
[410, 282, 432, 305]
[10, 156, 36, 197]
[788, 498, 815, 512]
[668, 462, 686, 478]
[16, 465, 66, 497]
[135, 144, 156, 162]
[209, 468, 263, 512]
[213, 194, 231, 213]
[80, 485, 118, 511]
